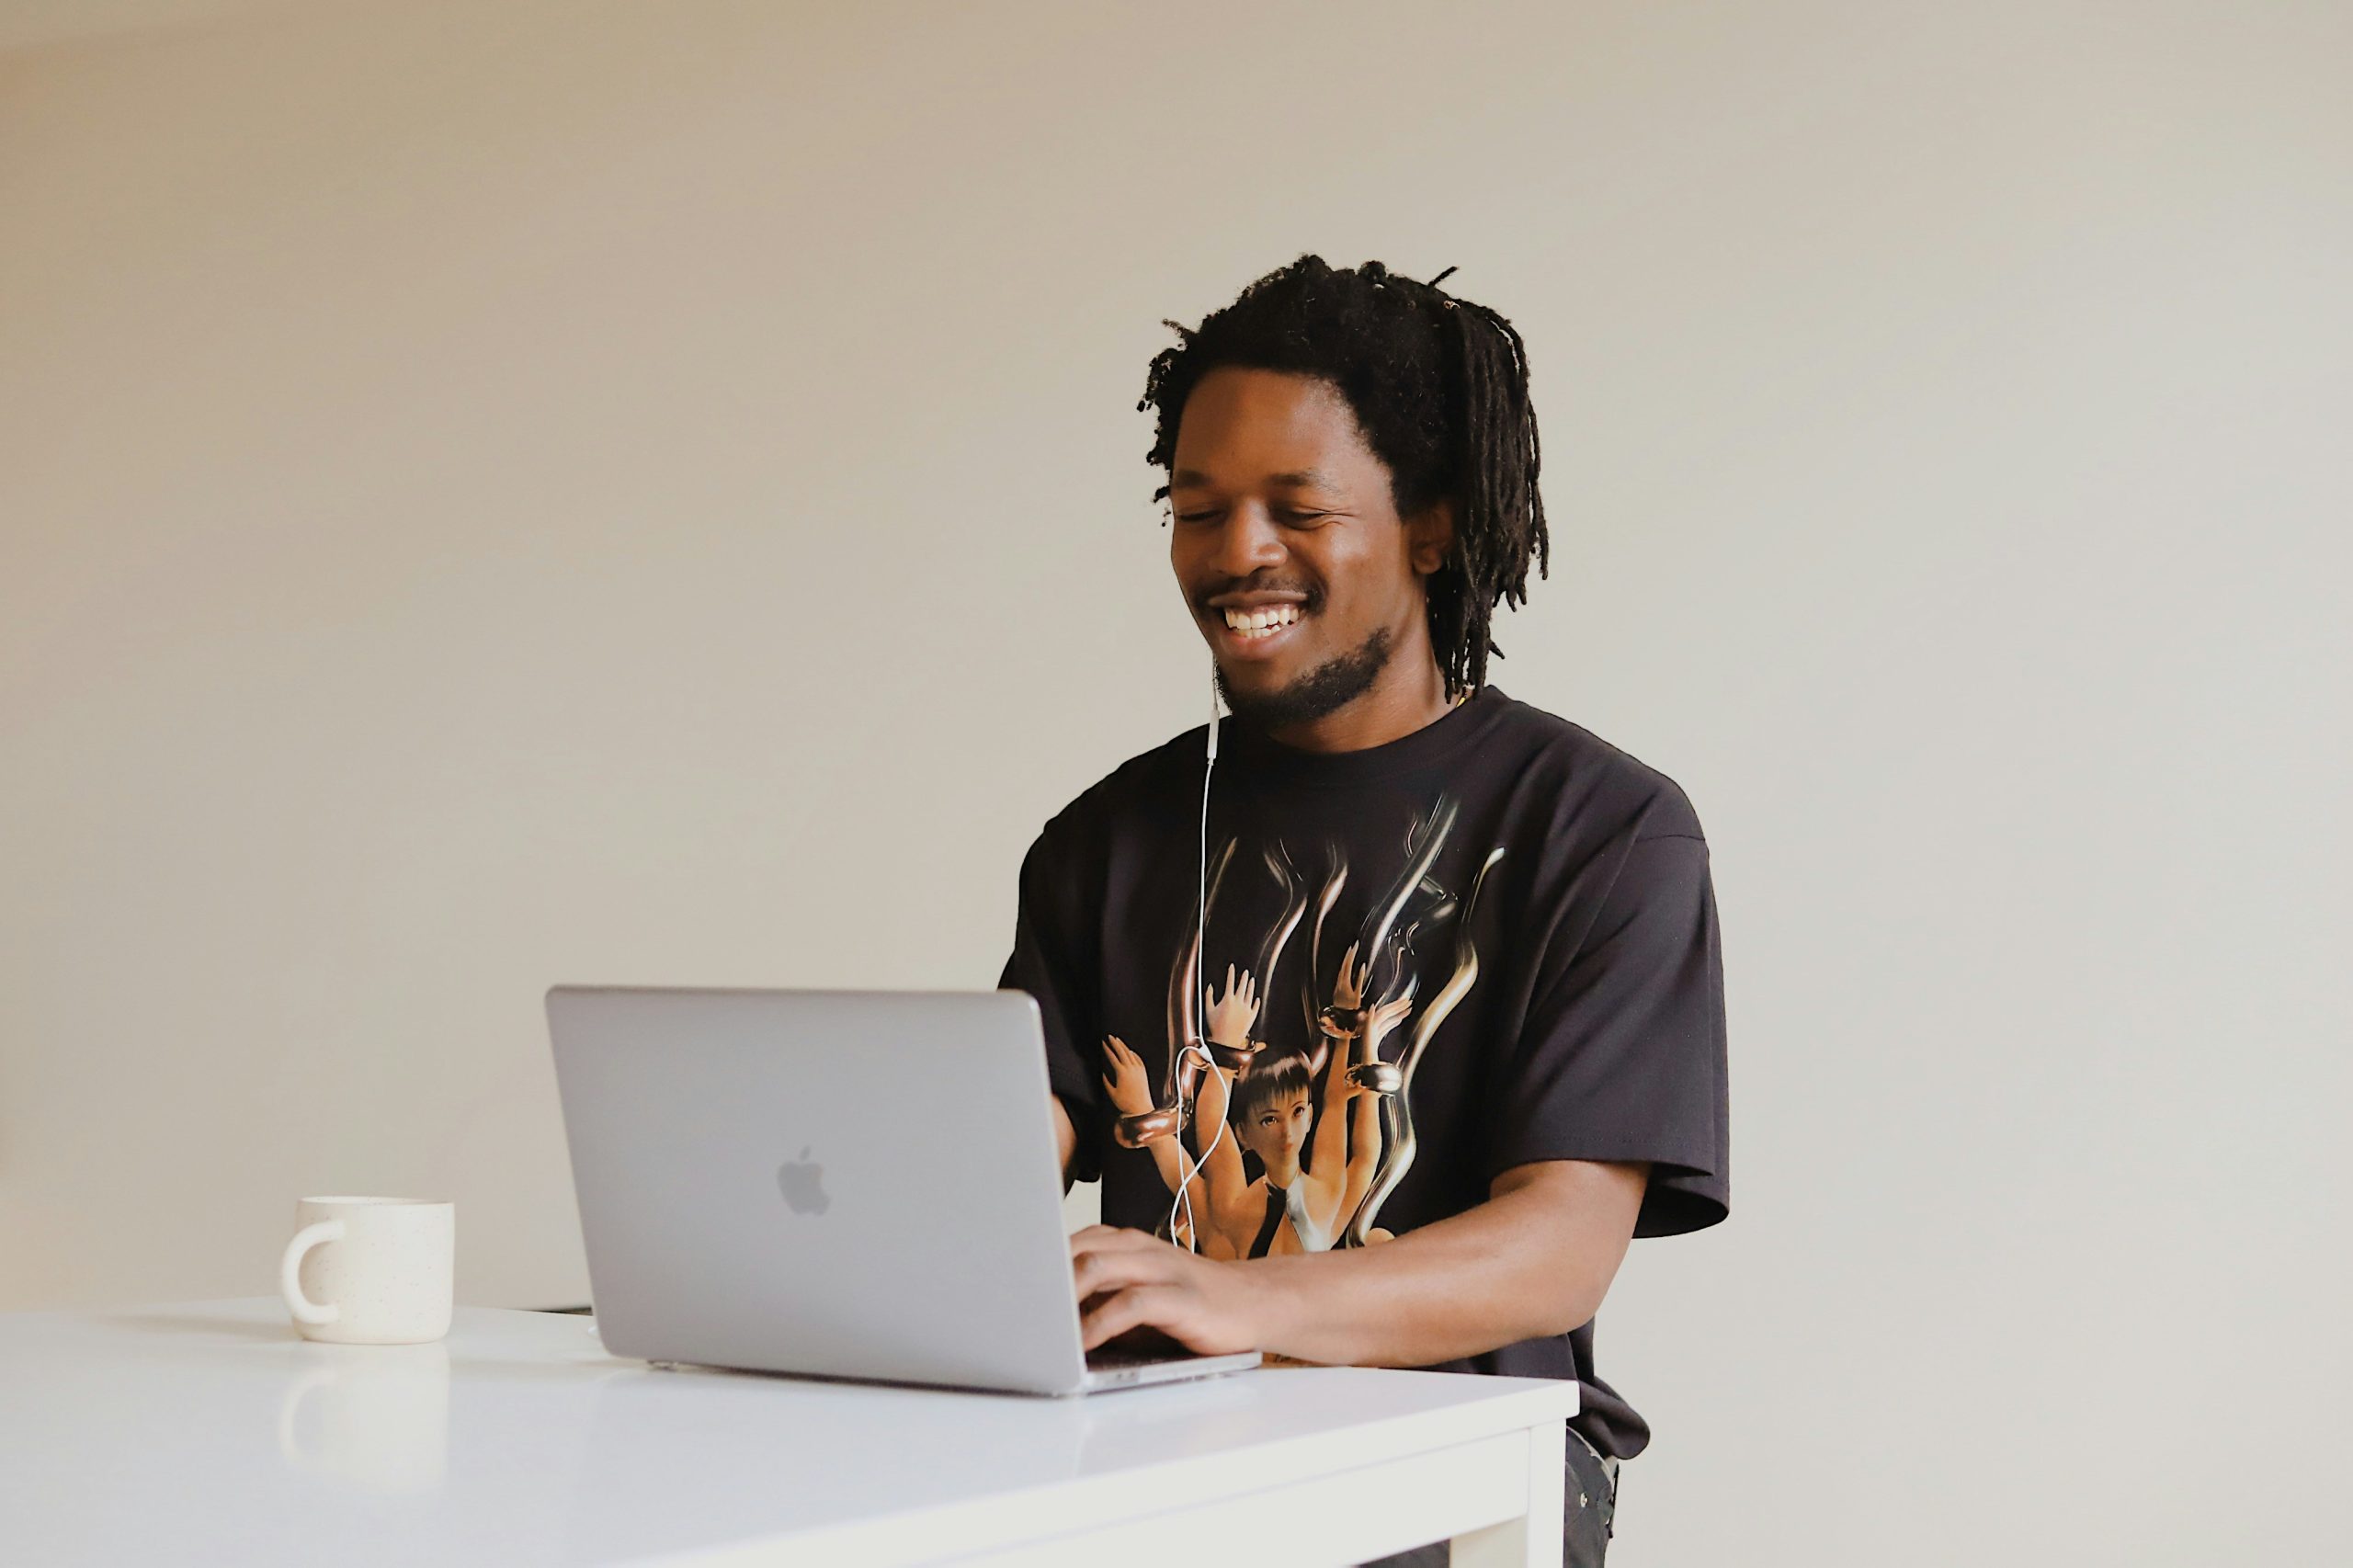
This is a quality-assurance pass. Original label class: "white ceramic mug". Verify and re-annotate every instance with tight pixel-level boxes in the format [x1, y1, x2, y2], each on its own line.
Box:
[278, 1197, 454, 1345]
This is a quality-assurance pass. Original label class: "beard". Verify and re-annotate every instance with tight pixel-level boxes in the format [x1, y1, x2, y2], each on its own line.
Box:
[1215, 623, 1396, 732]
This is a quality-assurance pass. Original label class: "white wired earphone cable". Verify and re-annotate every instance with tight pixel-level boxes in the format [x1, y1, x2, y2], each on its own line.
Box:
[1166, 665, 1230, 1253]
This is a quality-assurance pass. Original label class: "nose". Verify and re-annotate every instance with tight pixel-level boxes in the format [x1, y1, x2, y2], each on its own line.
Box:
[1203, 503, 1286, 583]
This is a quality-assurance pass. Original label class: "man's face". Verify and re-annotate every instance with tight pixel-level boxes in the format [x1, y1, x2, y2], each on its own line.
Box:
[1168, 368, 1450, 728]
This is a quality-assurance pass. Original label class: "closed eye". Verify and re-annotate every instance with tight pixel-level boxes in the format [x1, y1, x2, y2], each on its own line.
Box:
[1174, 509, 1334, 525]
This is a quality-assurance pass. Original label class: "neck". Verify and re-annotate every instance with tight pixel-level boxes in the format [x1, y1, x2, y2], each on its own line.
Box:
[1260, 646, 1456, 754]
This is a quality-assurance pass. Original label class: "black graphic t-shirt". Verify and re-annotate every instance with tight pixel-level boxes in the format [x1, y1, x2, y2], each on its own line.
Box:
[998, 684, 1729, 1459]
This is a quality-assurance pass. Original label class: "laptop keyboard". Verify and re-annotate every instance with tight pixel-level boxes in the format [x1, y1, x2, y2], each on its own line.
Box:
[1085, 1342, 1194, 1371]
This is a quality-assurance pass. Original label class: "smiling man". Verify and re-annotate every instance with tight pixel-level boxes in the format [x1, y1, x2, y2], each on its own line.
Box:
[998, 256, 1729, 1567]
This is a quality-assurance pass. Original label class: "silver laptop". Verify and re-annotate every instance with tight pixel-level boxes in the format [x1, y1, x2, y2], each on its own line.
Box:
[544, 984, 1261, 1395]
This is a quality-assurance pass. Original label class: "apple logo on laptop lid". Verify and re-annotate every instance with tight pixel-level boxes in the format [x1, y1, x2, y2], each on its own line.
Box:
[776, 1147, 830, 1215]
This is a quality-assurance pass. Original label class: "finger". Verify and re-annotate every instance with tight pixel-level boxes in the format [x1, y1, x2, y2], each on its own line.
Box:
[1071, 1243, 1183, 1301]
[1112, 1220, 1191, 1250]
[1070, 1223, 1151, 1244]
[1080, 1284, 1189, 1351]
[1072, 1244, 1170, 1301]
[1070, 1225, 1188, 1276]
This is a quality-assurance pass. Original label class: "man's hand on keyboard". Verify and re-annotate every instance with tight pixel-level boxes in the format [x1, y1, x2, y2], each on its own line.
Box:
[1069, 1224, 1270, 1358]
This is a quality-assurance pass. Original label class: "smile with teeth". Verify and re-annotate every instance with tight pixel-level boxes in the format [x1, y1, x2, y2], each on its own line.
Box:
[1221, 604, 1303, 639]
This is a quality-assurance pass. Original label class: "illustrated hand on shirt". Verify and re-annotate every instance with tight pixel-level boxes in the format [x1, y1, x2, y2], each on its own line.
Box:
[1363, 994, 1413, 1049]
[1200, 962, 1260, 1051]
[1099, 1035, 1156, 1118]
[1346, 995, 1415, 1096]
[1329, 941, 1370, 1015]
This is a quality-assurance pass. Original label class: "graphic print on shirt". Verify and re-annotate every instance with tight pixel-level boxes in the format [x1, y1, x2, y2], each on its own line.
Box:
[1096, 791, 1505, 1259]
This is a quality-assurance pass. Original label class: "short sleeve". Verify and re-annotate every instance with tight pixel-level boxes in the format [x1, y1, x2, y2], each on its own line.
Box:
[1487, 829, 1731, 1237]
[997, 818, 1109, 1185]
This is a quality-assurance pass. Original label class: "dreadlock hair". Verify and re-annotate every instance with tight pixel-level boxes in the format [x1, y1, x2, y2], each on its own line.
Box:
[1137, 255, 1550, 699]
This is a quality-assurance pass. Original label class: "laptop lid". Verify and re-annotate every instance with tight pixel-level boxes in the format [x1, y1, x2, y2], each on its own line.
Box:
[546, 985, 1092, 1394]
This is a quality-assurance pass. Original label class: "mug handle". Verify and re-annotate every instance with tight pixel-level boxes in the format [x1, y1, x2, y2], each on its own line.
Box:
[279, 1220, 346, 1325]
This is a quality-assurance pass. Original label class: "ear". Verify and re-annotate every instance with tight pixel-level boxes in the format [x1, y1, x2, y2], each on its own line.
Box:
[1405, 497, 1456, 577]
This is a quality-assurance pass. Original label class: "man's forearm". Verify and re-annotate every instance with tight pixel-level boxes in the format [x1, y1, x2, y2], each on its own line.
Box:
[1246, 1159, 1646, 1367]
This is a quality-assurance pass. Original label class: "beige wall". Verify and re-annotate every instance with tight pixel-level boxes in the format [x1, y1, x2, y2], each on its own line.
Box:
[4, 3, 2346, 1562]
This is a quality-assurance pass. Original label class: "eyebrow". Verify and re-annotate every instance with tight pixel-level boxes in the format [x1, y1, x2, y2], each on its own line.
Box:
[1170, 467, 1338, 491]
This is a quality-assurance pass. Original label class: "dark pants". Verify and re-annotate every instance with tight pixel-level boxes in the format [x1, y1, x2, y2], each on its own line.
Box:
[1359, 1427, 1619, 1567]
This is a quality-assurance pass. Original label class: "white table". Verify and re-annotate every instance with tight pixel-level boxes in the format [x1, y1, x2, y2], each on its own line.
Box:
[0, 1298, 1576, 1565]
